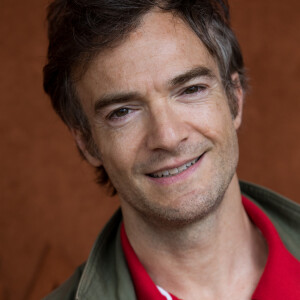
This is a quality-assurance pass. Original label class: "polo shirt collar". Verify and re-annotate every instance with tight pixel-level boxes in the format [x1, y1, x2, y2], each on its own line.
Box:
[121, 224, 180, 300]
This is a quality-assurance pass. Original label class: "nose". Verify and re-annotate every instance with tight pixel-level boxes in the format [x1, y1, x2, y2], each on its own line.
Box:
[146, 102, 189, 151]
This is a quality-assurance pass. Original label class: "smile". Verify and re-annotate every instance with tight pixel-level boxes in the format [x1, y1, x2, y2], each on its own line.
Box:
[148, 156, 201, 178]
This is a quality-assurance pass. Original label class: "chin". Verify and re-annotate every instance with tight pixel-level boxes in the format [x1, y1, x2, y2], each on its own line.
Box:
[163, 173, 235, 226]
[131, 186, 226, 228]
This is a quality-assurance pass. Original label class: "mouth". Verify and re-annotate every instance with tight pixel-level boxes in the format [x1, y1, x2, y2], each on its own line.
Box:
[147, 156, 202, 178]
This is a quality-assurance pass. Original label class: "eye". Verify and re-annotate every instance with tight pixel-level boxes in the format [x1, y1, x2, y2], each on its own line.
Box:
[183, 85, 206, 95]
[108, 107, 131, 119]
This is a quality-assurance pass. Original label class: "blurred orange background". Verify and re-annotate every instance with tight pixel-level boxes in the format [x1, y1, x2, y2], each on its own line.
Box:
[0, 0, 299, 299]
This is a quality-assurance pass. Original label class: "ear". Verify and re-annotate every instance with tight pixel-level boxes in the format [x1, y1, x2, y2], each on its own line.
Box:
[70, 129, 102, 167]
[231, 72, 244, 130]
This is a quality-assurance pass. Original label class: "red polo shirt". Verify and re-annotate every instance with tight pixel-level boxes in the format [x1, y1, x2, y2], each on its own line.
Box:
[121, 196, 300, 299]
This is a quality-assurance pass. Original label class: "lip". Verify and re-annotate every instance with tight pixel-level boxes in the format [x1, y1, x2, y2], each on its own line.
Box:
[147, 155, 201, 175]
[146, 153, 205, 185]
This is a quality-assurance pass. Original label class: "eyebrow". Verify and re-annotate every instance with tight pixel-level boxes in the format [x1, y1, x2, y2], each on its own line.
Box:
[94, 92, 140, 112]
[169, 66, 216, 87]
[94, 66, 216, 112]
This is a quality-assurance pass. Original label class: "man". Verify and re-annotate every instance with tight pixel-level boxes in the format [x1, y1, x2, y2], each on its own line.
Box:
[43, 0, 300, 299]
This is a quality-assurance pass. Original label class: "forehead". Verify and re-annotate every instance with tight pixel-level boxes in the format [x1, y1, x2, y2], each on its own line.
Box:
[77, 11, 219, 104]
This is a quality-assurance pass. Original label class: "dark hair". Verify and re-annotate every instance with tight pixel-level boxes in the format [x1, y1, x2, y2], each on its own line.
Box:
[43, 0, 247, 195]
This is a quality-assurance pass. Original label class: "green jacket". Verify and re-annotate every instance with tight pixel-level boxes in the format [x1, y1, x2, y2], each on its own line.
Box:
[43, 181, 300, 300]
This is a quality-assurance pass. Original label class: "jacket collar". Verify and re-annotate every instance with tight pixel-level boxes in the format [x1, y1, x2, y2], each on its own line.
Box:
[242, 196, 300, 299]
[75, 209, 136, 300]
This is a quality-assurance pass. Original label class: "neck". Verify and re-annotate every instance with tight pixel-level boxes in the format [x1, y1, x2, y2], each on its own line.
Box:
[122, 175, 268, 299]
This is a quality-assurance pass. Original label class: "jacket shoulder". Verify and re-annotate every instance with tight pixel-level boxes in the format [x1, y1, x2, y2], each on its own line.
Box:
[43, 263, 85, 300]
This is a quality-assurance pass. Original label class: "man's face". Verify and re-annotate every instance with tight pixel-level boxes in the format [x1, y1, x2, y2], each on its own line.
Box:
[76, 11, 243, 226]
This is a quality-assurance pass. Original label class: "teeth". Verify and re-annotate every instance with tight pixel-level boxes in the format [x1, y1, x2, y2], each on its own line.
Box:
[163, 170, 169, 176]
[151, 157, 199, 178]
[169, 168, 179, 175]
[178, 165, 187, 172]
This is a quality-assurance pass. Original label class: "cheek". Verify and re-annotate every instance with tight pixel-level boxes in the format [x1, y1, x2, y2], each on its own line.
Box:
[94, 123, 144, 174]
[183, 100, 233, 140]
